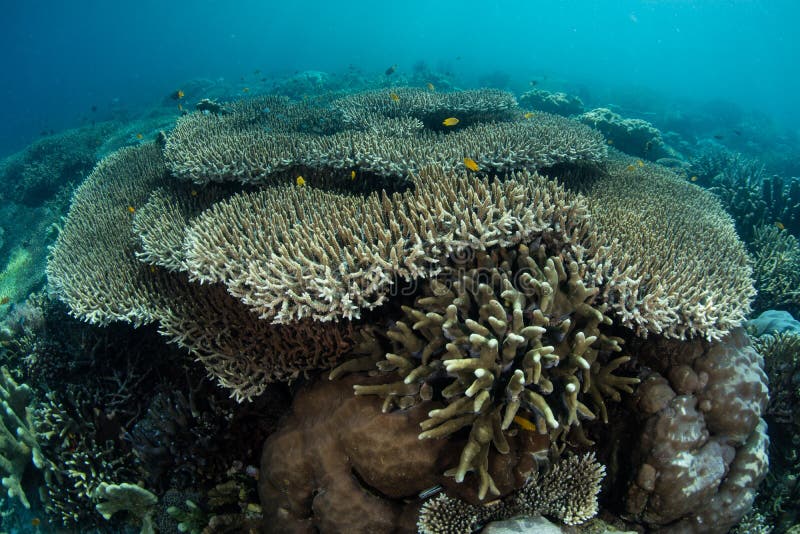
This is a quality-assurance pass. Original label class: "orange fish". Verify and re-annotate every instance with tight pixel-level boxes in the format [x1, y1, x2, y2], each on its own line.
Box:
[389, 92, 400, 102]
[296, 176, 306, 187]
[690, 175, 698, 182]
[513, 415, 537, 431]
[171, 89, 184, 100]
[464, 157, 479, 172]
[127, 206, 135, 214]
[191, 190, 198, 196]
[136, 133, 143, 140]
[426, 82, 435, 91]
[523, 112, 534, 119]
[442, 117, 459, 126]
[350, 170, 356, 180]
[776, 221, 785, 230]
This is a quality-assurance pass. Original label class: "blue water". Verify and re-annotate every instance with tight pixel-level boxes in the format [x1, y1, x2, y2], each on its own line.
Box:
[1, 0, 797, 158]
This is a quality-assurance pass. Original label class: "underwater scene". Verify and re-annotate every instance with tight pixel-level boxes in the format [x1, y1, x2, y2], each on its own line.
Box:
[1, 1, 799, 533]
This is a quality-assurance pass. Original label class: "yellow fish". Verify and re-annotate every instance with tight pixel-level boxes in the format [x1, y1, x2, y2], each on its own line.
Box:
[690, 175, 698, 182]
[243, 87, 250, 93]
[626, 164, 636, 171]
[442, 117, 459, 126]
[135, 133, 143, 140]
[127, 206, 136, 214]
[637, 160, 644, 167]
[178, 103, 183, 111]
[607, 139, 614, 145]
[296, 176, 306, 187]
[191, 190, 198, 196]
[427, 82, 435, 91]
[464, 157, 479, 172]
[390, 92, 400, 102]
[513, 415, 537, 432]
[523, 112, 534, 119]
[776, 221, 785, 230]
[172, 89, 184, 100]
[351, 170, 356, 180]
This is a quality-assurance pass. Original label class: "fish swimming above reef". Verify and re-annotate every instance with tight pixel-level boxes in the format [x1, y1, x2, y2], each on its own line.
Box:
[389, 92, 400, 102]
[442, 117, 460, 126]
[427, 82, 435, 91]
[464, 157, 479, 172]
[171, 89, 185, 100]
[385, 64, 397, 75]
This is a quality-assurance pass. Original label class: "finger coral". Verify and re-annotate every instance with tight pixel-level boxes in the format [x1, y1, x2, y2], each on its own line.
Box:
[751, 225, 800, 314]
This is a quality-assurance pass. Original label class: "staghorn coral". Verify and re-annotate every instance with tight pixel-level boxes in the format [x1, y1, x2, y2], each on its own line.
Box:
[332, 87, 518, 129]
[751, 225, 800, 315]
[417, 453, 605, 532]
[47, 144, 358, 401]
[585, 154, 754, 340]
[163, 88, 605, 188]
[184, 168, 607, 324]
[341, 244, 635, 499]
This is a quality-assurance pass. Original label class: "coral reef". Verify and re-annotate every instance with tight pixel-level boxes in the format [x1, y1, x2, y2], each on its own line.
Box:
[0, 367, 48, 509]
[340, 244, 635, 498]
[751, 225, 800, 315]
[585, 154, 754, 340]
[578, 107, 677, 160]
[0, 123, 115, 205]
[417, 453, 605, 532]
[624, 328, 769, 533]
[93, 482, 158, 532]
[747, 309, 800, 337]
[519, 89, 584, 116]
[163, 92, 605, 187]
[750, 331, 800, 530]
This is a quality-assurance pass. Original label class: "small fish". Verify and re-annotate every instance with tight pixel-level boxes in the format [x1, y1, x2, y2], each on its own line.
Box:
[626, 164, 636, 171]
[513, 415, 537, 431]
[426, 82, 435, 91]
[178, 103, 183, 111]
[296, 176, 306, 187]
[0, 296, 9, 305]
[442, 117, 460, 127]
[607, 139, 614, 145]
[776, 221, 785, 230]
[637, 160, 644, 167]
[136, 133, 143, 140]
[351, 170, 356, 180]
[713, 134, 724, 140]
[690, 175, 698, 182]
[127, 206, 136, 214]
[734, 130, 742, 136]
[242, 87, 250, 93]
[523, 112, 534, 119]
[31, 518, 41, 527]
[385, 64, 397, 75]
[191, 190, 198, 196]
[529, 80, 538, 87]
[171, 89, 185, 100]
[418, 485, 443, 499]
[464, 157, 479, 172]
[389, 92, 400, 102]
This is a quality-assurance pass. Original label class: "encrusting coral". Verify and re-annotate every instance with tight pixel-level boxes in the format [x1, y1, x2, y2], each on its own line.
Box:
[416, 453, 605, 532]
[584, 153, 754, 340]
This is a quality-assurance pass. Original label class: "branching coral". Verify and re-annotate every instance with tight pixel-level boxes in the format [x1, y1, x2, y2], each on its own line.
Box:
[0, 367, 48, 509]
[585, 154, 754, 340]
[417, 453, 605, 532]
[578, 107, 675, 160]
[751, 225, 800, 314]
[47, 144, 358, 401]
[519, 89, 584, 117]
[340, 244, 634, 498]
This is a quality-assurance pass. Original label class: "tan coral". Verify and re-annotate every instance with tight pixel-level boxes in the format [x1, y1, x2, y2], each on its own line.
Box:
[586, 153, 754, 340]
